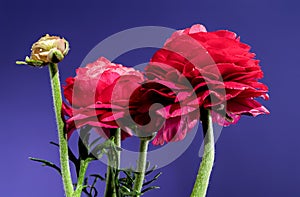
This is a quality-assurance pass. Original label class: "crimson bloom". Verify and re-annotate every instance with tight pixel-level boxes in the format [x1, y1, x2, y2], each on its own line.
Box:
[128, 80, 199, 144]
[143, 24, 269, 145]
[63, 57, 144, 139]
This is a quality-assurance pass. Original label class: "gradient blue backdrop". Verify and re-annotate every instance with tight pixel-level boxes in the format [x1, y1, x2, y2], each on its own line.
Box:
[1, 0, 299, 196]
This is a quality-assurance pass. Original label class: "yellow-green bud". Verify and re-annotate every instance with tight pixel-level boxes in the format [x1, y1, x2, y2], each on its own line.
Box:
[17, 34, 69, 67]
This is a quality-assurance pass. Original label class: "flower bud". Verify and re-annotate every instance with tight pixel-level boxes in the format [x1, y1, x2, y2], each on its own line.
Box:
[17, 34, 69, 67]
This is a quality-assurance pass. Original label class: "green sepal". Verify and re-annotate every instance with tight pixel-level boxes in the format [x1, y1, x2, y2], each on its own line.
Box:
[16, 56, 46, 67]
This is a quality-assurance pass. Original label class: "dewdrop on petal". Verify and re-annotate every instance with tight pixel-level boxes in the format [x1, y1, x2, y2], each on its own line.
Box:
[17, 34, 69, 67]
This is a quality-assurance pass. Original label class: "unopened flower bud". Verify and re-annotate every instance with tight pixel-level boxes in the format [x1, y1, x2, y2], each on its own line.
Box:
[17, 34, 69, 67]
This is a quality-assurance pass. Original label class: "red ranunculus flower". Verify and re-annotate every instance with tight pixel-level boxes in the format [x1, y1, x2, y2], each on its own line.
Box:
[128, 80, 199, 145]
[63, 57, 144, 139]
[144, 24, 269, 145]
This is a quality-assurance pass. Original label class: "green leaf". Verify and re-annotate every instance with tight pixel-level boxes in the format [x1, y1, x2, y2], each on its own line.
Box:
[29, 157, 61, 175]
[84, 174, 102, 197]
[119, 185, 141, 196]
[121, 170, 134, 184]
[141, 186, 160, 194]
[90, 139, 119, 160]
[90, 174, 106, 181]
[143, 172, 162, 186]
[145, 165, 157, 176]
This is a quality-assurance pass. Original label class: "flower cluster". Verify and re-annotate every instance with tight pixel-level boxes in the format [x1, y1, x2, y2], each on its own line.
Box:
[18, 24, 270, 197]
[63, 24, 269, 145]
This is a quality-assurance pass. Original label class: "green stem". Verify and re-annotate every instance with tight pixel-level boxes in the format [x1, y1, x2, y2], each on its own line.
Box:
[104, 128, 121, 197]
[114, 128, 121, 170]
[133, 138, 150, 197]
[190, 109, 215, 197]
[74, 159, 91, 197]
[48, 63, 74, 197]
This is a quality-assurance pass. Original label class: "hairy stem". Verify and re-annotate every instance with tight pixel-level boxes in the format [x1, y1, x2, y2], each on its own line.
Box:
[74, 159, 91, 197]
[190, 109, 215, 197]
[133, 138, 149, 196]
[104, 128, 121, 197]
[48, 63, 74, 197]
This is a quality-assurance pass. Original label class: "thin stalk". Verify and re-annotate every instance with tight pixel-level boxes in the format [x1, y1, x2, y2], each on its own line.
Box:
[190, 109, 215, 197]
[48, 63, 74, 197]
[133, 138, 149, 197]
[104, 128, 121, 197]
[74, 159, 91, 197]
[114, 128, 121, 170]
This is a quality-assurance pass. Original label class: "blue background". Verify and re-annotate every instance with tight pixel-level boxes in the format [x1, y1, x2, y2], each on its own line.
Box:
[1, 0, 299, 196]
